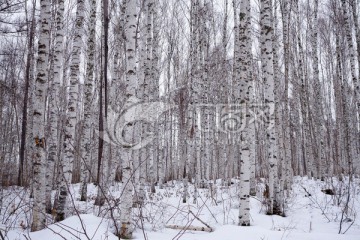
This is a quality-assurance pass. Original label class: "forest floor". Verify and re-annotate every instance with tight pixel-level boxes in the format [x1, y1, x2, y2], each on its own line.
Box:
[1, 176, 360, 240]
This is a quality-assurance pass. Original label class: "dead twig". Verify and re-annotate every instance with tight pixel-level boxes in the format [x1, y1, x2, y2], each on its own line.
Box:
[0, 229, 5, 240]
[189, 210, 213, 231]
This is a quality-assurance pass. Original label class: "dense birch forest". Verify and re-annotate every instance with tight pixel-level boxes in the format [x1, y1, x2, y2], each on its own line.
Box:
[0, 0, 360, 239]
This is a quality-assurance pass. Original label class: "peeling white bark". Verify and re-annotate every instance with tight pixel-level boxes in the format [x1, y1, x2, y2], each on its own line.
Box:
[31, 0, 51, 232]
[238, 0, 252, 226]
[119, 0, 138, 237]
[79, 0, 97, 202]
[57, 0, 85, 221]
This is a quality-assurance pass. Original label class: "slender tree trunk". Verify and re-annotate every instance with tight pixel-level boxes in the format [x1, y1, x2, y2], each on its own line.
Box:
[260, 0, 281, 215]
[56, 0, 85, 222]
[119, 0, 138, 237]
[238, 0, 253, 226]
[31, 0, 51, 231]
[18, 3, 36, 187]
[79, 0, 97, 202]
[350, 0, 360, 85]
[280, 0, 293, 188]
[94, 0, 109, 207]
[342, 0, 359, 105]
[46, 0, 65, 212]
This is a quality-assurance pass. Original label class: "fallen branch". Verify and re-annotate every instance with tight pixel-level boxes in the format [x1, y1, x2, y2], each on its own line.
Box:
[189, 210, 213, 231]
[166, 224, 213, 232]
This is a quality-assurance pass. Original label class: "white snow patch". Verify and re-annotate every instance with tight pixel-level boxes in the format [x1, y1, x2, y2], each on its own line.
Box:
[1, 177, 360, 240]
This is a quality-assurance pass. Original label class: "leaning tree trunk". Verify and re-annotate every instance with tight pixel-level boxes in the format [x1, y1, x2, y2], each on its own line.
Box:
[31, 0, 51, 232]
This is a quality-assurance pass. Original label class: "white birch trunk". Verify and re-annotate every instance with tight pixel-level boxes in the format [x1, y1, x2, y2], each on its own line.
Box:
[109, 0, 126, 190]
[342, 0, 359, 173]
[280, 0, 293, 188]
[342, 0, 359, 103]
[119, 0, 138, 237]
[46, 0, 64, 212]
[79, 0, 97, 201]
[260, 0, 281, 215]
[351, 0, 360, 86]
[272, 0, 283, 210]
[56, 0, 85, 221]
[149, 0, 160, 192]
[310, 0, 326, 180]
[238, 0, 252, 226]
[31, 0, 51, 231]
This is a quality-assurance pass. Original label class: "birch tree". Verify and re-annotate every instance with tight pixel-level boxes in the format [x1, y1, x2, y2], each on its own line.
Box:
[310, 0, 326, 180]
[18, 2, 36, 187]
[119, 0, 138, 237]
[280, 0, 293, 188]
[56, 0, 85, 221]
[342, 0, 359, 103]
[238, 0, 253, 226]
[260, 0, 281, 215]
[46, 0, 65, 213]
[350, 0, 360, 84]
[150, 0, 160, 192]
[31, 0, 51, 231]
[79, 0, 97, 201]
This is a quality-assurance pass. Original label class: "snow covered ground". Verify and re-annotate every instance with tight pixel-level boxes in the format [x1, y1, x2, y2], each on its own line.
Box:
[1, 176, 359, 240]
